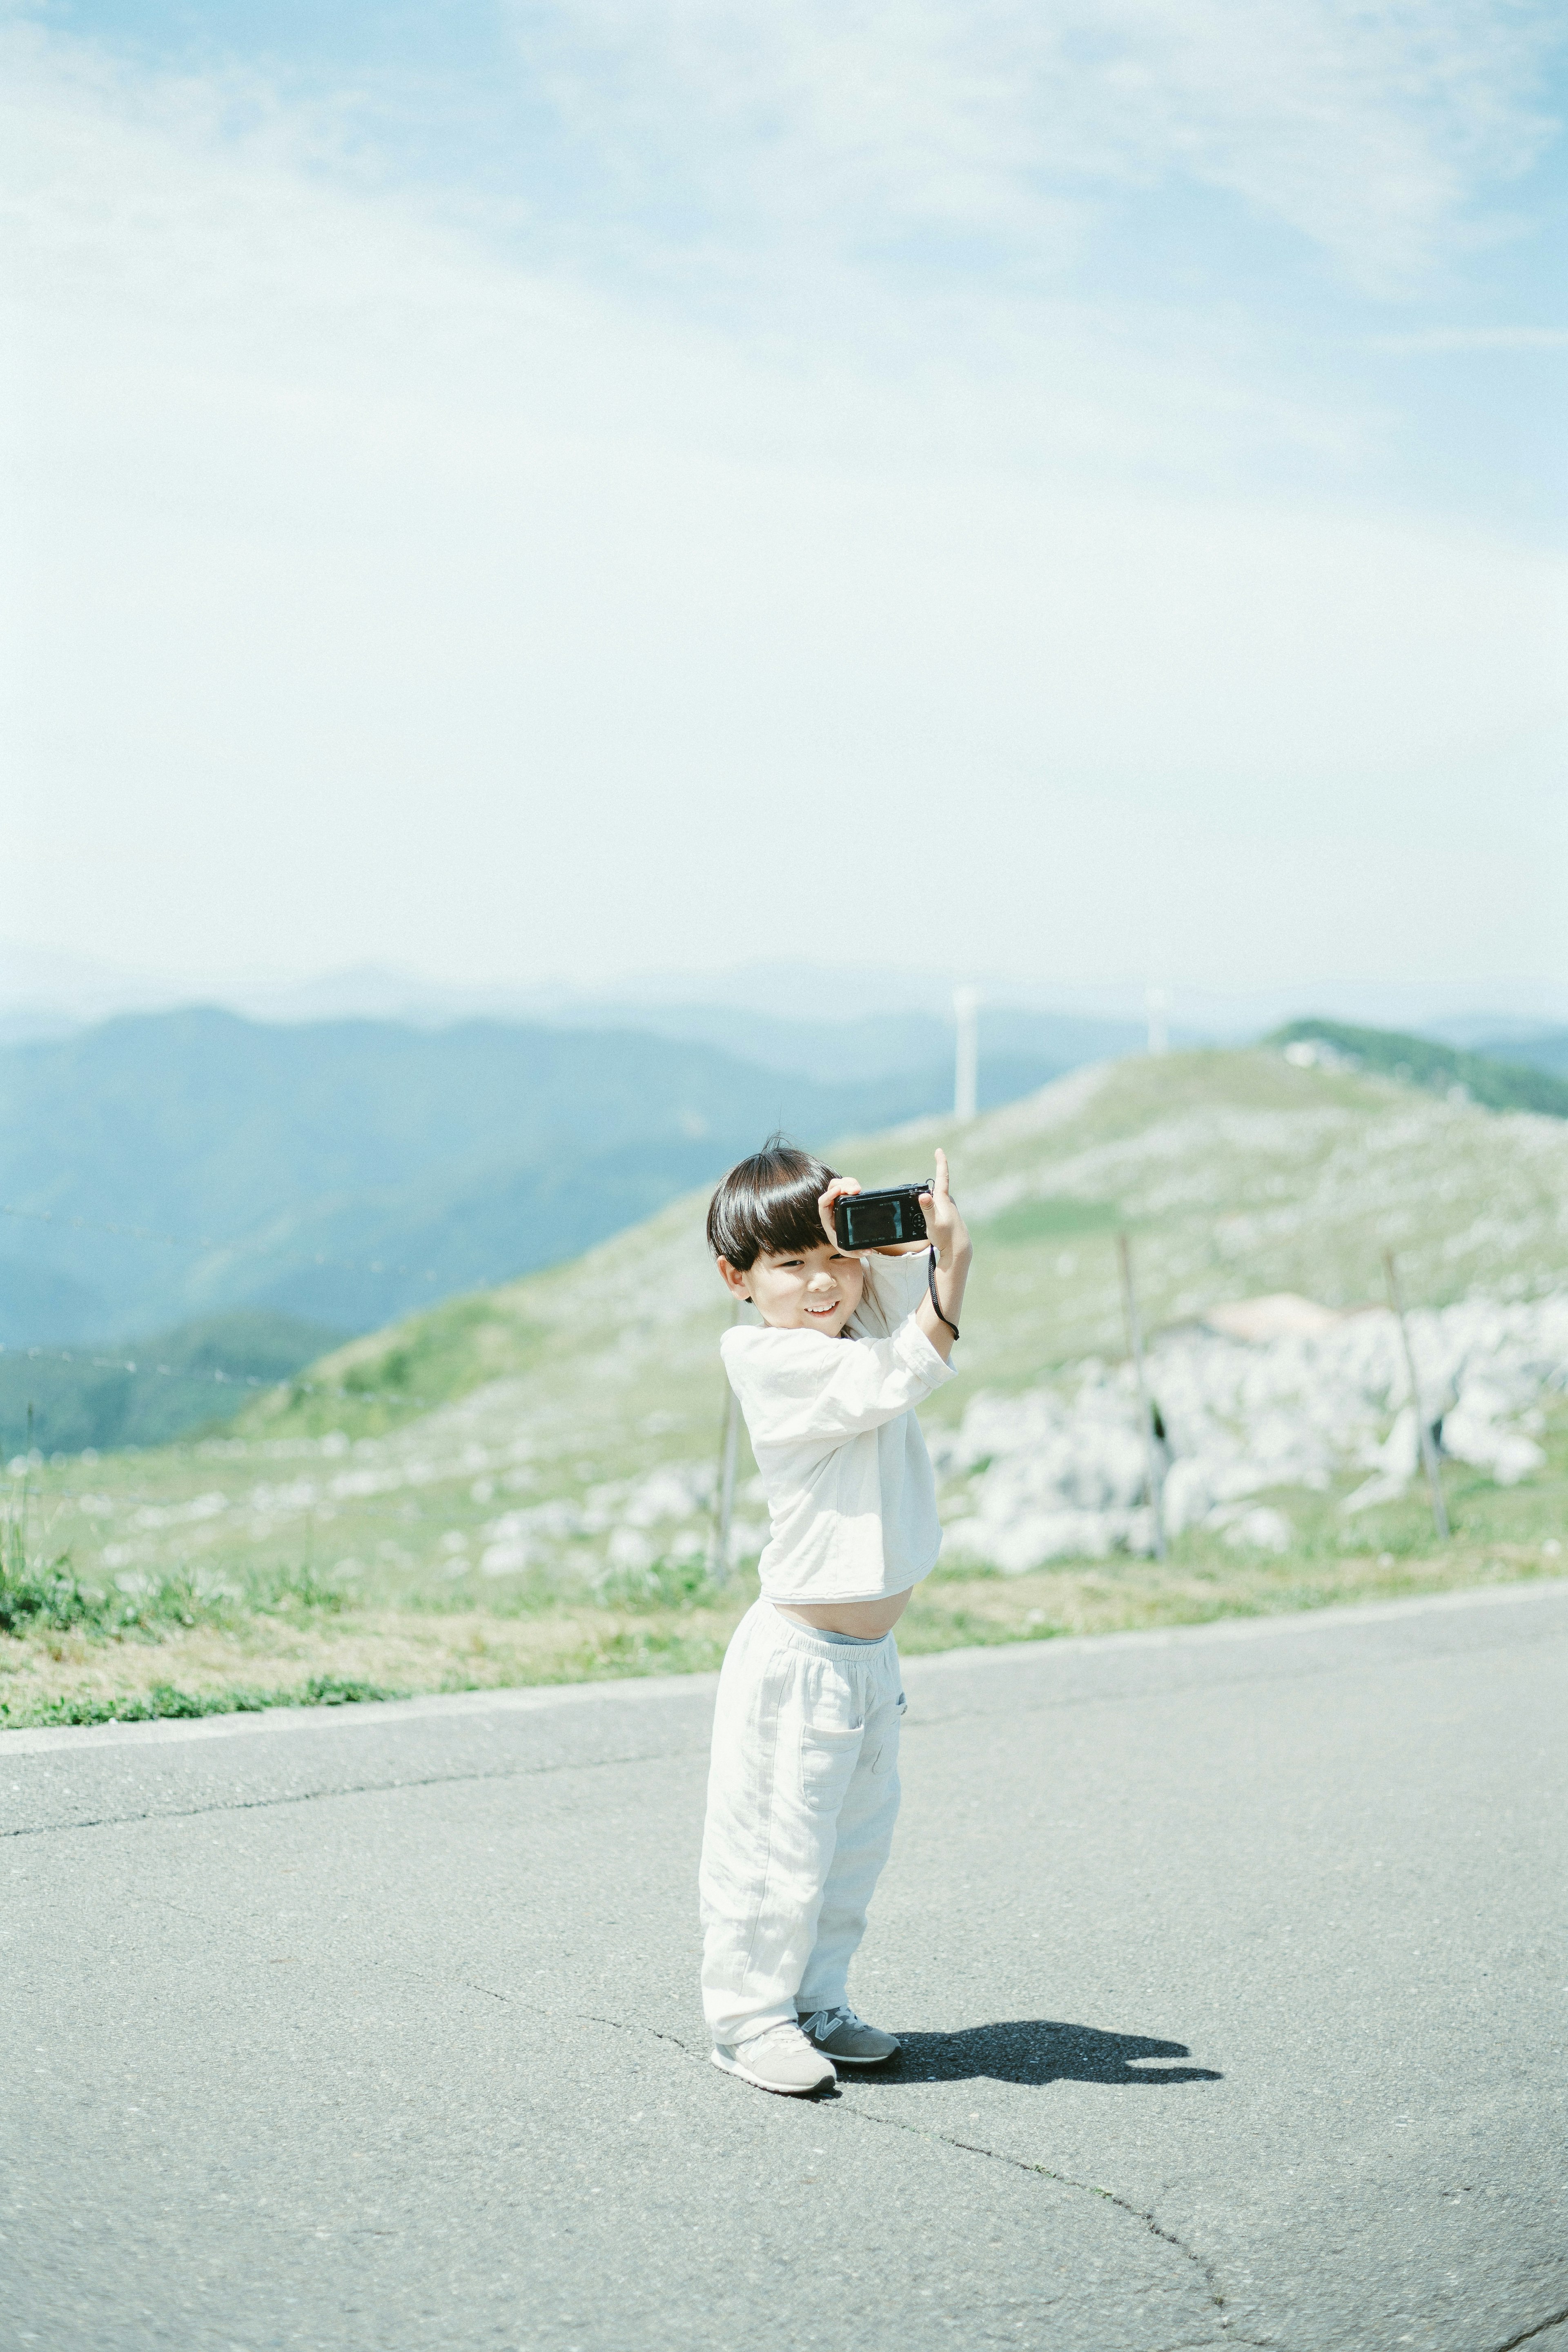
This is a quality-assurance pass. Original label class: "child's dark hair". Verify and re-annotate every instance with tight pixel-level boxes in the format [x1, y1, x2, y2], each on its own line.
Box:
[706, 1138, 839, 1272]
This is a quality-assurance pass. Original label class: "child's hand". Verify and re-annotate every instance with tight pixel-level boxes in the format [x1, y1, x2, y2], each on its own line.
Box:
[918, 1149, 971, 1271]
[817, 1175, 862, 1246]
[915, 1148, 971, 1359]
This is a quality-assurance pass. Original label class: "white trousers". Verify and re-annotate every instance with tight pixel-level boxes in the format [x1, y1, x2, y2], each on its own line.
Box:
[699, 1598, 905, 2049]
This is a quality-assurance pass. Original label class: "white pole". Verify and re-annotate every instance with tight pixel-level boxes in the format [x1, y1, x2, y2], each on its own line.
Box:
[953, 987, 980, 1121]
[1146, 984, 1169, 1056]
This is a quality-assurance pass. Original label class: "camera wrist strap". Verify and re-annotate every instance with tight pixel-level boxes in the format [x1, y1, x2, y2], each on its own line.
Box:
[927, 1245, 960, 1340]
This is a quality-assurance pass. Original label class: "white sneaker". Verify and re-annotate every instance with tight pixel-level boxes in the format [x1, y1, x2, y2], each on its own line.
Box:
[711, 2022, 837, 2096]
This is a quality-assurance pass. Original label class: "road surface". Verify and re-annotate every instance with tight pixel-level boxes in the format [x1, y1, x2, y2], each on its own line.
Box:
[4, 1581, 1566, 2350]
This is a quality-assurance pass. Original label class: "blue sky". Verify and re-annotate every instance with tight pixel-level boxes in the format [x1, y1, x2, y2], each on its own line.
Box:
[4, 0, 1566, 1006]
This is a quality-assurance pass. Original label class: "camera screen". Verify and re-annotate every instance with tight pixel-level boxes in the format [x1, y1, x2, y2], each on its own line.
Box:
[844, 1196, 904, 1247]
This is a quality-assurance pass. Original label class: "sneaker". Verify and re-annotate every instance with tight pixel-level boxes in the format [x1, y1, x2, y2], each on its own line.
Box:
[711, 2022, 837, 2097]
[798, 2005, 900, 2066]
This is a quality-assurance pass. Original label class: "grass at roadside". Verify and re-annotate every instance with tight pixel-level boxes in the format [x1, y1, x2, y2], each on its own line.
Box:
[4, 1535, 1561, 1731]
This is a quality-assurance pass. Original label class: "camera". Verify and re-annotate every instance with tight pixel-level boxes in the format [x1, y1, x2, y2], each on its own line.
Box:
[834, 1185, 929, 1252]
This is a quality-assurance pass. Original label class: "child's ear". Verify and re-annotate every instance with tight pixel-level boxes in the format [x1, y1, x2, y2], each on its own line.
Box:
[716, 1256, 751, 1302]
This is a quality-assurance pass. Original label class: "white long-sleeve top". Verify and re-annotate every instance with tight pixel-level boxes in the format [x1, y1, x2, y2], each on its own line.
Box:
[719, 1250, 958, 1605]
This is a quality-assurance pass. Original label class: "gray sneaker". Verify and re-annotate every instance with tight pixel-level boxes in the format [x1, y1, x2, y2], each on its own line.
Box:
[798, 2005, 901, 2066]
[711, 2022, 837, 2096]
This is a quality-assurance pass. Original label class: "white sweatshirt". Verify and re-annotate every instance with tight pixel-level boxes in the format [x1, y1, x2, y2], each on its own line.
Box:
[718, 1249, 958, 1606]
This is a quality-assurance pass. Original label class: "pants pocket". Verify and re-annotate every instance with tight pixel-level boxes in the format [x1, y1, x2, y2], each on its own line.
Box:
[871, 1694, 905, 1776]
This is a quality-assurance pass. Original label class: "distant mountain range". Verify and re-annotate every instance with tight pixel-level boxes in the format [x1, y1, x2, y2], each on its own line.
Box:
[0, 1002, 1131, 1358]
[0, 1309, 345, 1460]
[7, 942, 1568, 1046]
[1467, 1028, 1568, 1080]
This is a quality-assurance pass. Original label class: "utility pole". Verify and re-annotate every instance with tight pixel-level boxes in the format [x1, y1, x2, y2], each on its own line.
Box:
[1383, 1250, 1450, 1541]
[953, 987, 980, 1121]
[1117, 1232, 1167, 1559]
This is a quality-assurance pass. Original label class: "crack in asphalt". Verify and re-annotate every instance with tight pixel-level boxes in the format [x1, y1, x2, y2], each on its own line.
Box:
[582, 2011, 1261, 2349]
[837, 2100, 1261, 2347]
[1492, 2305, 1568, 2352]
[0, 1739, 710, 1841]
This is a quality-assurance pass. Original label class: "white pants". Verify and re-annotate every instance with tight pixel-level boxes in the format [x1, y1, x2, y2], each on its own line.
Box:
[699, 1598, 905, 2049]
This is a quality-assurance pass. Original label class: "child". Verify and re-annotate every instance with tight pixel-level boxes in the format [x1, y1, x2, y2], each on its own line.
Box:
[698, 1139, 972, 2095]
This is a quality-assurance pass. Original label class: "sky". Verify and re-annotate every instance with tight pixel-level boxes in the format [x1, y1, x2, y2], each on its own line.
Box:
[3, 0, 1566, 1010]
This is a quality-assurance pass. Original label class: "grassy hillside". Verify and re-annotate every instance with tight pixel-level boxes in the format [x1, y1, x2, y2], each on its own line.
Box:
[0, 1311, 345, 1457]
[1269, 1018, 1568, 1120]
[6, 1046, 1566, 1726]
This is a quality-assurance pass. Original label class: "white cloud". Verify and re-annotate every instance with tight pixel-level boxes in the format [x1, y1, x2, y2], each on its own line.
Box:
[514, 0, 1560, 290]
[1, 17, 1564, 996]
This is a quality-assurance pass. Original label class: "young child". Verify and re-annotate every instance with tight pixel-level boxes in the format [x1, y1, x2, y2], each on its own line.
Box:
[698, 1139, 972, 2095]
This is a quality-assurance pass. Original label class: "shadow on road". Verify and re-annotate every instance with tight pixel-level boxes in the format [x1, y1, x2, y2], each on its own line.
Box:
[860, 2020, 1223, 2088]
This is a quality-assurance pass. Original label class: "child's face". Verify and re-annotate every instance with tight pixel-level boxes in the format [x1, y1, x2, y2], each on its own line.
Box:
[735, 1239, 866, 1337]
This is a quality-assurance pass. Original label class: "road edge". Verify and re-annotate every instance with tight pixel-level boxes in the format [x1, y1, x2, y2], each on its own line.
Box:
[7, 1573, 1567, 1757]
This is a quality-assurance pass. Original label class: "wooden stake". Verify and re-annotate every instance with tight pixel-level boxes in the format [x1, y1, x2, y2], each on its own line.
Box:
[1383, 1250, 1450, 1541]
[1117, 1232, 1167, 1559]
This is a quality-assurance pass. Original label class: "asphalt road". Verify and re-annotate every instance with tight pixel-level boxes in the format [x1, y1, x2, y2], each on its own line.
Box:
[4, 1581, 1566, 2352]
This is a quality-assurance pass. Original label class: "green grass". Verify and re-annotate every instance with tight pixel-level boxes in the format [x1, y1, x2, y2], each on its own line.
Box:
[974, 1196, 1120, 1247]
[20, 1673, 406, 1730]
[261, 1292, 555, 1441]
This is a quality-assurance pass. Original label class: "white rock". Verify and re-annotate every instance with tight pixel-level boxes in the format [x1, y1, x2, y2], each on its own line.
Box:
[986, 1510, 1119, 1572]
[934, 1289, 1568, 1560]
[1161, 1459, 1214, 1537]
[1222, 1507, 1293, 1553]
[479, 1539, 533, 1575]
[1442, 1381, 1547, 1483]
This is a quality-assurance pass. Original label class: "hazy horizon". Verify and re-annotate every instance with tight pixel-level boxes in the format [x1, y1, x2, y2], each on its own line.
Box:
[4, 935, 1567, 1041]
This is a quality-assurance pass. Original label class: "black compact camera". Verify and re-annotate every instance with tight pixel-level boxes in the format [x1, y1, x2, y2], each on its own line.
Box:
[834, 1184, 929, 1252]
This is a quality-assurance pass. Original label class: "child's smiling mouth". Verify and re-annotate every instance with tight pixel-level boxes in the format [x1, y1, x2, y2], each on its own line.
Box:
[804, 1300, 840, 1318]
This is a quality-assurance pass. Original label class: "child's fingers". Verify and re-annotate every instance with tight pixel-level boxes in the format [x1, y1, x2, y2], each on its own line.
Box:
[818, 1176, 860, 1237]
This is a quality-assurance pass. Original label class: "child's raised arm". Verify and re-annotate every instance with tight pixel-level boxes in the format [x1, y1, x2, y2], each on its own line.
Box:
[913, 1150, 971, 1362]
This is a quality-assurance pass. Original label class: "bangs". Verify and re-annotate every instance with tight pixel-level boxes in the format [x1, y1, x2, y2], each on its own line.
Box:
[706, 1140, 839, 1271]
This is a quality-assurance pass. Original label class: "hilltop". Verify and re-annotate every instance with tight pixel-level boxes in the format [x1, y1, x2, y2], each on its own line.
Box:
[1269, 1018, 1568, 1120]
